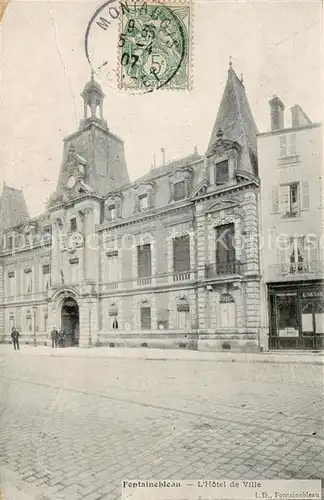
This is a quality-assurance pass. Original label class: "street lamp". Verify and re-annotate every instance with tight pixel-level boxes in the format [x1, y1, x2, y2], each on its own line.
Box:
[87, 299, 92, 348]
[32, 305, 37, 347]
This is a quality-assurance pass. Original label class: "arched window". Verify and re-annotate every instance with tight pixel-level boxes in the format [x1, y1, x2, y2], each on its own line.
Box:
[219, 293, 235, 328]
[176, 297, 190, 329]
[109, 303, 118, 330]
[140, 300, 151, 330]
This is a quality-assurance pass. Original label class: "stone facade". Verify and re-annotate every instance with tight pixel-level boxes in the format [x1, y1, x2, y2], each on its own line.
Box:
[0, 65, 262, 351]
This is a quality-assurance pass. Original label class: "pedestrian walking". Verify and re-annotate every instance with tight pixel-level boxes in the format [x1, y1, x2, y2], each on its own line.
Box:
[11, 327, 20, 350]
[51, 326, 58, 348]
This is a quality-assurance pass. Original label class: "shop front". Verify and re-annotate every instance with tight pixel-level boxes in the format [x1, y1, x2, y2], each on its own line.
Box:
[268, 281, 324, 350]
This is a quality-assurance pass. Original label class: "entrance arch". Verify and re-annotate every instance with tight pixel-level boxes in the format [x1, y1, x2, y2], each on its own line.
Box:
[61, 297, 79, 346]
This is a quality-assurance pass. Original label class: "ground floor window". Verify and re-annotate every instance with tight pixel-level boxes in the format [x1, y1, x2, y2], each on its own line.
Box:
[140, 301, 151, 330]
[219, 293, 235, 328]
[176, 297, 190, 329]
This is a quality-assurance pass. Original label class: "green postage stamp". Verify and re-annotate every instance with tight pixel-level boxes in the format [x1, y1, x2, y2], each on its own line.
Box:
[118, 2, 191, 92]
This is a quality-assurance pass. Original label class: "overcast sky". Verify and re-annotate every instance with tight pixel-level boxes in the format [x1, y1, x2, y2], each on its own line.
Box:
[0, 0, 322, 216]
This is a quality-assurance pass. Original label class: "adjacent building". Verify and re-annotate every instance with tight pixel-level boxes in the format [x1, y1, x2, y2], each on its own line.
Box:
[0, 64, 262, 351]
[258, 98, 323, 350]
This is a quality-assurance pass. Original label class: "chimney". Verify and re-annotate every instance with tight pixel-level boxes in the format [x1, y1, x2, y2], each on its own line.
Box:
[161, 148, 166, 165]
[269, 95, 285, 131]
[290, 105, 312, 128]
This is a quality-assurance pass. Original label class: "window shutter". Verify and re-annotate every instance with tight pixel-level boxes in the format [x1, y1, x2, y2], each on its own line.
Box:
[270, 186, 279, 213]
[301, 181, 310, 210]
[173, 235, 190, 272]
[137, 244, 152, 277]
[279, 237, 289, 274]
[279, 135, 287, 157]
[279, 185, 289, 214]
[306, 238, 318, 271]
[288, 133, 296, 155]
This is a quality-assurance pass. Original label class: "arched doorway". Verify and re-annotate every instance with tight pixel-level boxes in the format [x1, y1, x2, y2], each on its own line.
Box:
[61, 297, 79, 346]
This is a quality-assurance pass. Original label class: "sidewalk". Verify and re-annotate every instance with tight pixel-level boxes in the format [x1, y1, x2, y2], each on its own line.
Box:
[1, 344, 323, 365]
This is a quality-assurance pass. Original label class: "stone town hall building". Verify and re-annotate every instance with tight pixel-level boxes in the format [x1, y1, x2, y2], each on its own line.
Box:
[0, 65, 261, 350]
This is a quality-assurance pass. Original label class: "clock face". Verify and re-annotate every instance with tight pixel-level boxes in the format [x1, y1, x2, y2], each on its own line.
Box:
[67, 175, 76, 189]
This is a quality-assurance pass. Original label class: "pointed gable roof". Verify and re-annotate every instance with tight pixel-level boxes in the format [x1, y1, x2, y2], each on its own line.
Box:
[207, 65, 259, 174]
[0, 184, 30, 232]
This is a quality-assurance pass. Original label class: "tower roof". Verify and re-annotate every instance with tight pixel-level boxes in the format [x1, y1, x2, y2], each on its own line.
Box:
[207, 64, 258, 173]
[0, 184, 29, 232]
[81, 72, 105, 97]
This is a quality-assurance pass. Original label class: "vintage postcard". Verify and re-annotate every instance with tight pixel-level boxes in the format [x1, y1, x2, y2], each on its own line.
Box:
[0, 0, 323, 499]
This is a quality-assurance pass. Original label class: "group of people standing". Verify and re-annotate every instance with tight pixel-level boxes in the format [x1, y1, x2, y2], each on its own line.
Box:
[50, 327, 66, 348]
[10, 326, 68, 350]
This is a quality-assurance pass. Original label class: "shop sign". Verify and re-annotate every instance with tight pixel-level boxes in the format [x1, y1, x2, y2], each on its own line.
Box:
[278, 328, 299, 337]
[302, 290, 324, 299]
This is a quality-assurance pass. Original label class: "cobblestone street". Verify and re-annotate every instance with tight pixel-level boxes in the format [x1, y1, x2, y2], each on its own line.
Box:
[1, 347, 323, 500]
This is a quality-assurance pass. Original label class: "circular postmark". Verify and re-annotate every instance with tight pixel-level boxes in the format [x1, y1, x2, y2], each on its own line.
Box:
[85, 0, 190, 94]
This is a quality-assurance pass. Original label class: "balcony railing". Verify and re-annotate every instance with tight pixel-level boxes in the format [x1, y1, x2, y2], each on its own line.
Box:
[205, 261, 241, 278]
[137, 277, 152, 286]
[273, 261, 324, 277]
[173, 272, 191, 282]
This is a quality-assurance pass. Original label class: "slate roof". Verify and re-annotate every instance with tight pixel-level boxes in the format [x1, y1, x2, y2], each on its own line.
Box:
[207, 66, 259, 174]
[136, 152, 204, 184]
[0, 184, 30, 232]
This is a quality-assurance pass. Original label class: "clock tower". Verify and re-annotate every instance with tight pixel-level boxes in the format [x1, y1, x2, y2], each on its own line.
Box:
[47, 73, 129, 208]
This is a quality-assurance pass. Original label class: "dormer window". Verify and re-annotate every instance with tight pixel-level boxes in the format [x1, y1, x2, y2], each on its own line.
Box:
[70, 217, 77, 232]
[215, 160, 229, 185]
[170, 168, 193, 202]
[107, 204, 116, 221]
[139, 193, 148, 212]
[174, 181, 185, 201]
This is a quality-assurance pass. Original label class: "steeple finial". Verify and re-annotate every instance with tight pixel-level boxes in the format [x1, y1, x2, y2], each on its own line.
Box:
[229, 56, 232, 69]
[91, 68, 95, 83]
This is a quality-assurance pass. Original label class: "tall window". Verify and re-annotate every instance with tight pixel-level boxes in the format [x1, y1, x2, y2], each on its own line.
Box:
[70, 260, 79, 284]
[174, 181, 185, 201]
[7, 272, 15, 297]
[140, 301, 151, 330]
[139, 194, 148, 212]
[173, 235, 190, 274]
[137, 244, 152, 278]
[215, 160, 229, 185]
[7, 236, 13, 250]
[289, 237, 305, 273]
[215, 224, 236, 274]
[106, 250, 119, 283]
[42, 264, 51, 290]
[24, 270, 33, 293]
[70, 217, 77, 232]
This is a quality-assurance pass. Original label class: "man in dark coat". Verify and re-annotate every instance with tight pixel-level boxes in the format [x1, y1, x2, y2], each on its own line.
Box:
[58, 329, 65, 347]
[11, 327, 20, 350]
[51, 327, 58, 348]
